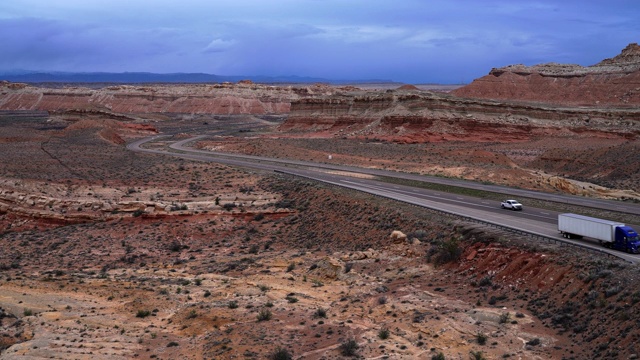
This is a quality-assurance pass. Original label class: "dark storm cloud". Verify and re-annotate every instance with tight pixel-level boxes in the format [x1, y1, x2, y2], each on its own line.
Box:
[1, 0, 638, 83]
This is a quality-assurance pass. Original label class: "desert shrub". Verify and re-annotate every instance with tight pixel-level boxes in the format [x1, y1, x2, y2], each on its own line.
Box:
[476, 332, 487, 345]
[428, 237, 462, 265]
[470, 351, 486, 360]
[408, 229, 429, 241]
[477, 276, 493, 287]
[268, 347, 293, 360]
[378, 296, 387, 305]
[169, 241, 183, 252]
[286, 262, 296, 272]
[54, 269, 65, 276]
[167, 341, 179, 347]
[440, 237, 462, 261]
[499, 312, 511, 324]
[203, 290, 211, 298]
[132, 209, 144, 217]
[186, 309, 197, 319]
[228, 301, 239, 309]
[378, 327, 390, 339]
[248, 244, 259, 254]
[604, 285, 622, 298]
[194, 278, 202, 286]
[314, 308, 327, 318]
[257, 309, 272, 321]
[222, 203, 236, 211]
[23, 309, 33, 316]
[136, 310, 151, 318]
[526, 338, 541, 346]
[274, 199, 294, 209]
[253, 213, 265, 221]
[339, 338, 359, 357]
[431, 353, 445, 360]
[286, 296, 299, 303]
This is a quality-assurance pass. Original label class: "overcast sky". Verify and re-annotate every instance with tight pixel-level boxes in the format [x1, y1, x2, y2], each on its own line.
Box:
[1, 1, 638, 83]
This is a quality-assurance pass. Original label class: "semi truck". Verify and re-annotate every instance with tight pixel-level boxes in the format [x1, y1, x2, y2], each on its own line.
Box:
[558, 213, 640, 253]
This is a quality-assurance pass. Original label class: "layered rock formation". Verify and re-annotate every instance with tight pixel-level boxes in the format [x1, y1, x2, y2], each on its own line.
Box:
[0, 82, 300, 115]
[281, 91, 640, 142]
[452, 43, 640, 106]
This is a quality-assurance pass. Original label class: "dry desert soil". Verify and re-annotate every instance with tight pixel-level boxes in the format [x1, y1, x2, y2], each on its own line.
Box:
[2, 46, 640, 360]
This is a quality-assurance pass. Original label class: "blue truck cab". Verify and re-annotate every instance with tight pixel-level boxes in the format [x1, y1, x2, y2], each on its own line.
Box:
[613, 226, 640, 254]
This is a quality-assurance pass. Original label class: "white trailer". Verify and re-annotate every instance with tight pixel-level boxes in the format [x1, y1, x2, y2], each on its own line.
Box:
[558, 213, 623, 242]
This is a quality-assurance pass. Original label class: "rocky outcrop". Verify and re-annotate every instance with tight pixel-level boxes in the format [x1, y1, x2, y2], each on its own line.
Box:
[452, 43, 640, 106]
[0, 82, 300, 115]
[281, 92, 640, 141]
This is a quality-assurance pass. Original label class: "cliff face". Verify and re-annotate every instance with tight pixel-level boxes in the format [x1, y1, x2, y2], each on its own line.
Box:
[0, 82, 298, 115]
[452, 43, 640, 106]
[281, 92, 640, 142]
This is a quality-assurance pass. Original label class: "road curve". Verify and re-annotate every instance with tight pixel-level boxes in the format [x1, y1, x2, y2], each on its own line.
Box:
[127, 135, 640, 263]
[168, 136, 640, 216]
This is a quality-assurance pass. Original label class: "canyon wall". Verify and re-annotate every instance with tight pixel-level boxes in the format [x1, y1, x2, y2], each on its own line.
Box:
[281, 92, 640, 141]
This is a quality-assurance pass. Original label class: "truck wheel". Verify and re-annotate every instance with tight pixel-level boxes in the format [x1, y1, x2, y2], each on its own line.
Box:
[501, 205, 505, 209]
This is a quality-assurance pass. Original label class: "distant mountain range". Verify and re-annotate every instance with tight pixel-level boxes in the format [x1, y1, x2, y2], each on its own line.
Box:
[0, 70, 397, 85]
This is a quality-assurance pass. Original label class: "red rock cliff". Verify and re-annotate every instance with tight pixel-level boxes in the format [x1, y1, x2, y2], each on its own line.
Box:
[452, 43, 640, 106]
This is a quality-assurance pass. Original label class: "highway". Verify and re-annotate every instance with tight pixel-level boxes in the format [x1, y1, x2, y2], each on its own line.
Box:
[127, 134, 640, 263]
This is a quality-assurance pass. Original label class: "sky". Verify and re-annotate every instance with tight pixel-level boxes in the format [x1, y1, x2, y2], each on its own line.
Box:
[1, 1, 638, 84]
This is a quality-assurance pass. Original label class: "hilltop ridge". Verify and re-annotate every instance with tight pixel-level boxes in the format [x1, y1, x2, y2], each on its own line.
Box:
[452, 43, 640, 105]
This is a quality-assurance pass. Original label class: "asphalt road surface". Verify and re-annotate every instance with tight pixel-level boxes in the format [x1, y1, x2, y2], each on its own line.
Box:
[127, 134, 640, 263]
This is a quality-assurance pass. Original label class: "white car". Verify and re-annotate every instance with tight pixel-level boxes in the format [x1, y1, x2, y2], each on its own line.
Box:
[501, 199, 523, 211]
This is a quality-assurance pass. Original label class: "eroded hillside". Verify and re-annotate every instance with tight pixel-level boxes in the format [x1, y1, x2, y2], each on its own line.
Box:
[452, 43, 640, 106]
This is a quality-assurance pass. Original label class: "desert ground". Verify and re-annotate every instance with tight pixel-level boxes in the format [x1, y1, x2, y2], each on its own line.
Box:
[1, 44, 640, 360]
[0, 108, 638, 360]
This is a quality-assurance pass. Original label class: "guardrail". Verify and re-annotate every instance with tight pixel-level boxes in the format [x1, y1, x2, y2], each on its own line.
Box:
[274, 169, 627, 263]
